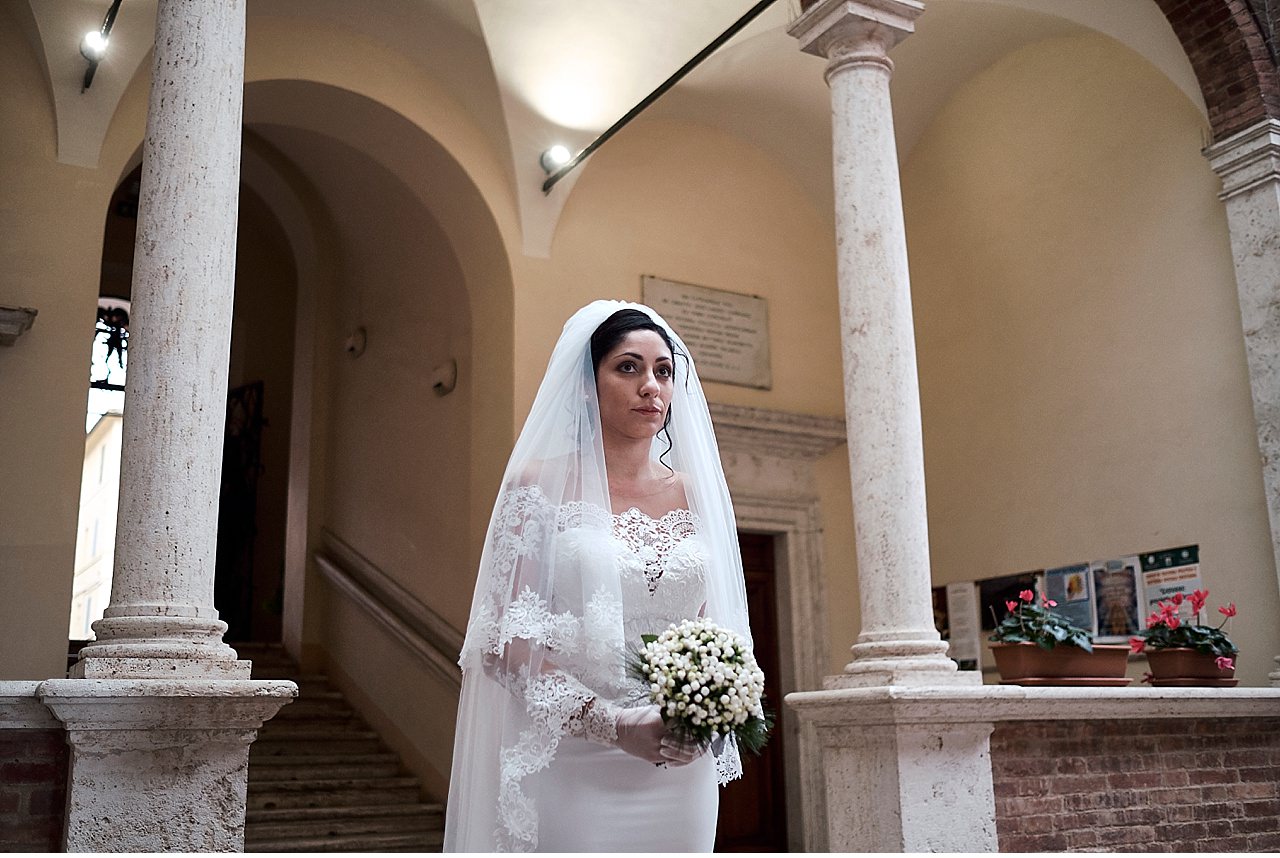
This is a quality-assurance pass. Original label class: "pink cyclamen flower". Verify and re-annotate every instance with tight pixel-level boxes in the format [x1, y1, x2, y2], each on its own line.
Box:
[1172, 593, 1184, 606]
[1019, 589, 1035, 603]
[1215, 656, 1234, 671]
[1129, 637, 1145, 654]
[1190, 589, 1208, 613]
[1005, 600, 1018, 613]
[1219, 603, 1237, 618]
[1166, 615, 1181, 630]
[1041, 598, 1058, 608]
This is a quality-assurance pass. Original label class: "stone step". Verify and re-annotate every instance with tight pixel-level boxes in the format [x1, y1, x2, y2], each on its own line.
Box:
[271, 695, 353, 720]
[244, 830, 443, 853]
[251, 760, 402, 782]
[251, 752, 400, 769]
[247, 777, 422, 811]
[252, 734, 385, 757]
[244, 803, 442, 840]
[257, 718, 370, 738]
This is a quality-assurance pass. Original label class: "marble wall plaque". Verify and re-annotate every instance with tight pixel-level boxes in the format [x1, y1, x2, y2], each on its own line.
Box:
[642, 275, 771, 389]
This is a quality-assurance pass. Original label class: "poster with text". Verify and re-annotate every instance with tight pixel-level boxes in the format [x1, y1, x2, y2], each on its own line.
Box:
[1044, 563, 1094, 633]
[1139, 544, 1202, 625]
[1090, 556, 1142, 641]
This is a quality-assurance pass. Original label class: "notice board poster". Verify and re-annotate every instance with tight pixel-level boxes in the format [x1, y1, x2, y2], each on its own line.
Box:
[1044, 563, 1093, 633]
[1139, 545, 1202, 624]
[1091, 556, 1143, 642]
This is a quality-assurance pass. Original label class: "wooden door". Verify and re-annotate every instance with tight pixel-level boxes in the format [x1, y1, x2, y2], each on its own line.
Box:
[716, 532, 787, 852]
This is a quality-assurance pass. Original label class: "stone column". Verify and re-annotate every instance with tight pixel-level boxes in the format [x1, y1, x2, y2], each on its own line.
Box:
[71, 0, 248, 680]
[786, 2, 996, 850]
[48, 2, 296, 851]
[790, 0, 963, 688]
[1204, 119, 1280, 686]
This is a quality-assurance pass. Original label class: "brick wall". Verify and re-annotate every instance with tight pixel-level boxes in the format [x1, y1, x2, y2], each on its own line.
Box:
[1154, 0, 1280, 141]
[992, 718, 1280, 852]
[0, 729, 69, 852]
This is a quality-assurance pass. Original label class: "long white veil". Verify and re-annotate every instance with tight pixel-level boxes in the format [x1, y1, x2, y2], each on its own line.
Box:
[444, 300, 752, 852]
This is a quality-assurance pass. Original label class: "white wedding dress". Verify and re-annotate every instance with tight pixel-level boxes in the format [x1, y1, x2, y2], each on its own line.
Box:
[520, 503, 719, 852]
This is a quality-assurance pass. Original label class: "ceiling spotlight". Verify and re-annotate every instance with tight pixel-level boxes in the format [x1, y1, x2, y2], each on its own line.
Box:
[540, 145, 572, 174]
[80, 30, 108, 62]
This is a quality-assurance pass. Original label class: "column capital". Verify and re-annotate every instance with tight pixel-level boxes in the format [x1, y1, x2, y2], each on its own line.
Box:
[1205, 117, 1280, 199]
[788, 0, 924, 61]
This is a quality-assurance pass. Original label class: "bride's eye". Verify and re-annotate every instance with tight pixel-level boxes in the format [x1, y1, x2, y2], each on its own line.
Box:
[656, 364, 673, 378]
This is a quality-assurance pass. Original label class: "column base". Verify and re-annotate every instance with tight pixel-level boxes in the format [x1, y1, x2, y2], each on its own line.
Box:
[38, 678, 296, 852]
[786, 682, 999, 852]
[73, 616, 249, 679]
[838, 636, 976, 686]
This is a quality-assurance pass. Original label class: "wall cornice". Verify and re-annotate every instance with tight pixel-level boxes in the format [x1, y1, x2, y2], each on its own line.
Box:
[710, 403, 846, 460]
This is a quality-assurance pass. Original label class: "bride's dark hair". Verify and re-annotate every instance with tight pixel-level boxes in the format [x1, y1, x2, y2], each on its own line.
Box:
[590, 308, 686, 469]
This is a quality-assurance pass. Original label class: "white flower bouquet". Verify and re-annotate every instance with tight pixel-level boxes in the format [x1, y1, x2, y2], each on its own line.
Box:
[629, 618, 772, 754]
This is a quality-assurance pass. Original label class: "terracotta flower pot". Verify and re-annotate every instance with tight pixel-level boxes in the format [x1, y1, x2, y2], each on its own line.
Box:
[991, 641, 1131, 686]
[1146, 647, 1237, 686]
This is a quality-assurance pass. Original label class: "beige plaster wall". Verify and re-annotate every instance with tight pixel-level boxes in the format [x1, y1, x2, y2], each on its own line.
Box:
[0, 12, 118, 680]
[308, 138, 474, 629]
[903, 33, 1280, 685]
[513, 117, 844, 422]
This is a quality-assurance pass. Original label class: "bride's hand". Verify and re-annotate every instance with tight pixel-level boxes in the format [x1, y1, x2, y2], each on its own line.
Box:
[614, 706, 700, 766]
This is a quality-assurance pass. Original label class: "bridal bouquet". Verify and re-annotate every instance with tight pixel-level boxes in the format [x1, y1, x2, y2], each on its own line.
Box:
[629, 618, 771, 754]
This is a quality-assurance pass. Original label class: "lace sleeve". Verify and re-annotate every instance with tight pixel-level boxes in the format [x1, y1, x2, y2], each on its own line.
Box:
[465, 485, 619, 745]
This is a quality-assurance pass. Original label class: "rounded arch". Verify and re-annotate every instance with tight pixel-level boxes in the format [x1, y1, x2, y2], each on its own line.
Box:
[1153, 0, 1280, 140]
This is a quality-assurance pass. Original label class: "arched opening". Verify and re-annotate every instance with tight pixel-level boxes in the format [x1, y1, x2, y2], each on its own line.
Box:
[72, 164, 299, 646]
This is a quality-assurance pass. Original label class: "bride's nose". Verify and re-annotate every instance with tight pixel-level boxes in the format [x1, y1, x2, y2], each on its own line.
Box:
[639, 372, 660, 396]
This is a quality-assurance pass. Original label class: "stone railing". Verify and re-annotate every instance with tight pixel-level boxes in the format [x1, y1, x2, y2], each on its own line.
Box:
[314, 529, 464, 691]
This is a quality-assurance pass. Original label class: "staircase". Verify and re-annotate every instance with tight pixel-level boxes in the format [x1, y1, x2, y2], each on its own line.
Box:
[237, 642, 445, 852]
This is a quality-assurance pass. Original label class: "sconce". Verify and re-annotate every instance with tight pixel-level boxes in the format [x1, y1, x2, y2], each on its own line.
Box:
[431, 359, 458, 396]
[343, 326, 367, 358]
[0, 305, 38, 346]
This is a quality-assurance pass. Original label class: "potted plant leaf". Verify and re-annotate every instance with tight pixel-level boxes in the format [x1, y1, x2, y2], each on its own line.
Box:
[989, 589, 1131, 685]
[1129, 589, 1238, 686]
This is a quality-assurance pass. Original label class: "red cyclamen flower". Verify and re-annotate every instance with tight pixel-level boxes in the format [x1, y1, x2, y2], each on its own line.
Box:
[1129, 637, 1145, 654]
[1005, 600, 1018, 612]
[1219, 603, 1237, 618]
[1172, 593, 1184, 606]
[1019, 589, 1034, 603]
[1166, 615, 1180, 629]
[1190, 589, 1208, 613]
[1215, 656, 1234, 671]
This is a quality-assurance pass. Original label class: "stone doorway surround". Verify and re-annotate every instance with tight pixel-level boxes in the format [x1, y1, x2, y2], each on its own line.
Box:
[709, 402, 845, 853]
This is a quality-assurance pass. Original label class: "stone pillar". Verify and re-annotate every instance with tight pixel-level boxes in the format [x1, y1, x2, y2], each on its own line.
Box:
[786, 2, 997, 850]
[71, 0, 249, 680]
[48, 2, 296, 851]
[790, 0, 963, 688]
[1205, 119, 1280, 686]
[39, 680, 295, 852]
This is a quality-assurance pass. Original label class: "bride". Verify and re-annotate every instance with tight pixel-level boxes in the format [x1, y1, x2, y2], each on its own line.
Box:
[443, 301, 755, 852]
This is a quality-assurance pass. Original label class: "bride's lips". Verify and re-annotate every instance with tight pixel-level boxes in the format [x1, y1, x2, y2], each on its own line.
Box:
[633, 405, 662, 414]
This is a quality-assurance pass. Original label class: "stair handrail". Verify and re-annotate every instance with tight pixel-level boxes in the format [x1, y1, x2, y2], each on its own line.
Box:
[315, 529, 464, 691]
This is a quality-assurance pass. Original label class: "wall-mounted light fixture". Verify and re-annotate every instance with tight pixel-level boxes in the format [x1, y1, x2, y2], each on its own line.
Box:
[81, 0, 124, 92]
[431, 359, 458, 397]
[539, 145, 572, 175]
[343, 326, 368, 358]
[0, 305, 38, 346]
[539, 0, 779, 194]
